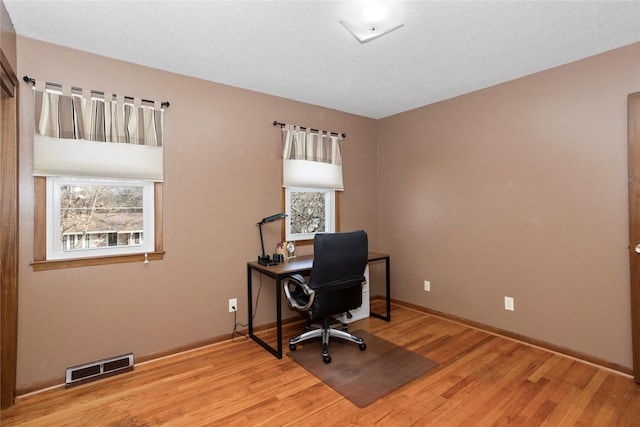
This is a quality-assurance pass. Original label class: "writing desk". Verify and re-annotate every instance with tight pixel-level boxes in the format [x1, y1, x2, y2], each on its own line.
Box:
[246, 252, 390, 359]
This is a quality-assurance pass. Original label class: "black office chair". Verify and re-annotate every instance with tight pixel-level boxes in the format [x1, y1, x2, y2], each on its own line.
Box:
[283, 230, 368, 363]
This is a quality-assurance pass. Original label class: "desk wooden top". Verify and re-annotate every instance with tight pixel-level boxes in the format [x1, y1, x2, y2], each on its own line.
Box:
[247, 252, 389, 277]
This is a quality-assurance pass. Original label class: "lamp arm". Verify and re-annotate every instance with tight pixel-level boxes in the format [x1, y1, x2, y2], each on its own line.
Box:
[258, 223, 266, 258]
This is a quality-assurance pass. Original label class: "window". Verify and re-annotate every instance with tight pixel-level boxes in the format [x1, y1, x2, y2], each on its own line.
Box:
[285, 187, 336, 242]
[30, 83, 166, 270]
[46, 177, 154, 260]
[279, 124, 345, 242]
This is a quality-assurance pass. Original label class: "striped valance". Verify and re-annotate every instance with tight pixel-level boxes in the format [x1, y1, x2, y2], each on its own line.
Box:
[32, 82, 164, 182]
[35, 90, 163, 145]
[281, 125, 342, 165]
[281, 124, 344, 191]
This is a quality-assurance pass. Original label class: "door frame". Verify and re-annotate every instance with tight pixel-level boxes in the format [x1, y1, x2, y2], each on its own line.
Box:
[0, 48, 19, 408]
[628, 92, 640, 383]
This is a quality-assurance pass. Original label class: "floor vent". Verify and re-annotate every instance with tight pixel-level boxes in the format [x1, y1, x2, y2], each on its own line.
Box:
[65, 353, 134, 387]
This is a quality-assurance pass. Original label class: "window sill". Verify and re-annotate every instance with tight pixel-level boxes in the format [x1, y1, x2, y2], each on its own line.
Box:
[31, 251, 165, 271]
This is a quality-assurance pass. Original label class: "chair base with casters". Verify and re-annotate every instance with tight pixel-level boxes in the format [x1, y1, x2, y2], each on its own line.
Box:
[288, 317, 367, 364]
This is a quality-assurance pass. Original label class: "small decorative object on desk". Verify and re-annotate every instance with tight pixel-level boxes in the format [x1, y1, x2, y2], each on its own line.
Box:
[276, 242, 288, 261]
[275, 242, 287, 262]
[286, 241, 296, 259]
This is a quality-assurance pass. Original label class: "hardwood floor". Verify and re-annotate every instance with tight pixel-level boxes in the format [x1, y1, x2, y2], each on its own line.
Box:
[2, 302, 639, 426]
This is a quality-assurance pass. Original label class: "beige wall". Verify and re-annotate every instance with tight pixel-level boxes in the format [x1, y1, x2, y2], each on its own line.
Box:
[15, 36, 379, 389]
[378, 42, 640, 369]
[14, 31, 640, 388]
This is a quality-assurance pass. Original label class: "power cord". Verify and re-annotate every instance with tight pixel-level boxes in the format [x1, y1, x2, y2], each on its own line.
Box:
[231, 275, 263, 342]
[231, 309, 247, 341]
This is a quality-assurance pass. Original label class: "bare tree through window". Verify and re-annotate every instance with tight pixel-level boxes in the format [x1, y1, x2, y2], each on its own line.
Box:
[290, 191, 326, 234]
[59, 184, 143, 250]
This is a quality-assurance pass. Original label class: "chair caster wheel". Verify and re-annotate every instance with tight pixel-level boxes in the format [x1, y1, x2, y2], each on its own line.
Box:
[323, 355, 332, 364]
[359, 343, 367, 351]
[289, 343, 296, 351]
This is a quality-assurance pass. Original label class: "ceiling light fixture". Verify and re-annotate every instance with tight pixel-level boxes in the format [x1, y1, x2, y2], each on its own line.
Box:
[340, 1, 404, 43]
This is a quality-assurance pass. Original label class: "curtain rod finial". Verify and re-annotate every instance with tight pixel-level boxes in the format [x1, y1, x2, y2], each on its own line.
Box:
[23, 75, 35, 85]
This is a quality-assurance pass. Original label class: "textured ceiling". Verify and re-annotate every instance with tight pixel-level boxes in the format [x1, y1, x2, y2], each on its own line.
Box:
[5, 0, 640, 119]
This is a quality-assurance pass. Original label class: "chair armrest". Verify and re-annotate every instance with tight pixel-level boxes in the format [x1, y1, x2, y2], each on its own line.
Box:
[282, 274, 315, 311]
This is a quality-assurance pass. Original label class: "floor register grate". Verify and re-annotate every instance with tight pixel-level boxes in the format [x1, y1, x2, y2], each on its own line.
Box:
[65, 353, 134, 387]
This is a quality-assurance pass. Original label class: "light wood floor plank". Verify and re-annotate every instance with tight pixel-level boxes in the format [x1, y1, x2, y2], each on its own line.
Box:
[1, 302, 639, 426]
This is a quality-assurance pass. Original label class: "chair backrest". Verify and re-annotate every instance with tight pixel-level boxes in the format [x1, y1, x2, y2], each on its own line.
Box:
[308, 230, 368, 290]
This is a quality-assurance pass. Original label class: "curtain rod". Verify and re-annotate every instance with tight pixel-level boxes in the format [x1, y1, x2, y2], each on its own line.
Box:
[273, 120, 346, 138]
[23, 75, 170, 109]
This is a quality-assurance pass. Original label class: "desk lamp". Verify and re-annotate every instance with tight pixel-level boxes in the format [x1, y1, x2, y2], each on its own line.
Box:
[257, 213, 287, 266]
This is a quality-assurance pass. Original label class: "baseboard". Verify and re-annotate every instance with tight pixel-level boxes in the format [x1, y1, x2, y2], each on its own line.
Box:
[393, 298, 633, 377]
[16, 317, 306, 397]
[19, 299, 628, 397]
[136, 316, 305, 365]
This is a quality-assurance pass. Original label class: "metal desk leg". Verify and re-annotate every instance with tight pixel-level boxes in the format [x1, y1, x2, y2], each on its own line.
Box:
[275, 276, 283, 359]
[369, 256, 391, 322]
[247, 265, 254, 336]
[247, 266, 283, 359]
[384, 256, 391, 321]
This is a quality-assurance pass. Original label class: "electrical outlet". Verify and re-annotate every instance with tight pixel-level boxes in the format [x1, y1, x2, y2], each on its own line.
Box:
[424, 280, 431, 292]
[504, 296, 514, 311]
[229, 298, 237, 312]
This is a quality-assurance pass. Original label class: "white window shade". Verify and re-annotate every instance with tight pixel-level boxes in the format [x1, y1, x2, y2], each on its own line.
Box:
[283, 159, 343, 191]
[34, 133, 163, 181]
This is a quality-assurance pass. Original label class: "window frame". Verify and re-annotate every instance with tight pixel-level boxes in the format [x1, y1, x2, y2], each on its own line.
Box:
[283, 186, 340, 243]
[45, 177, 155, 260]
[33, 176, 164, 271]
